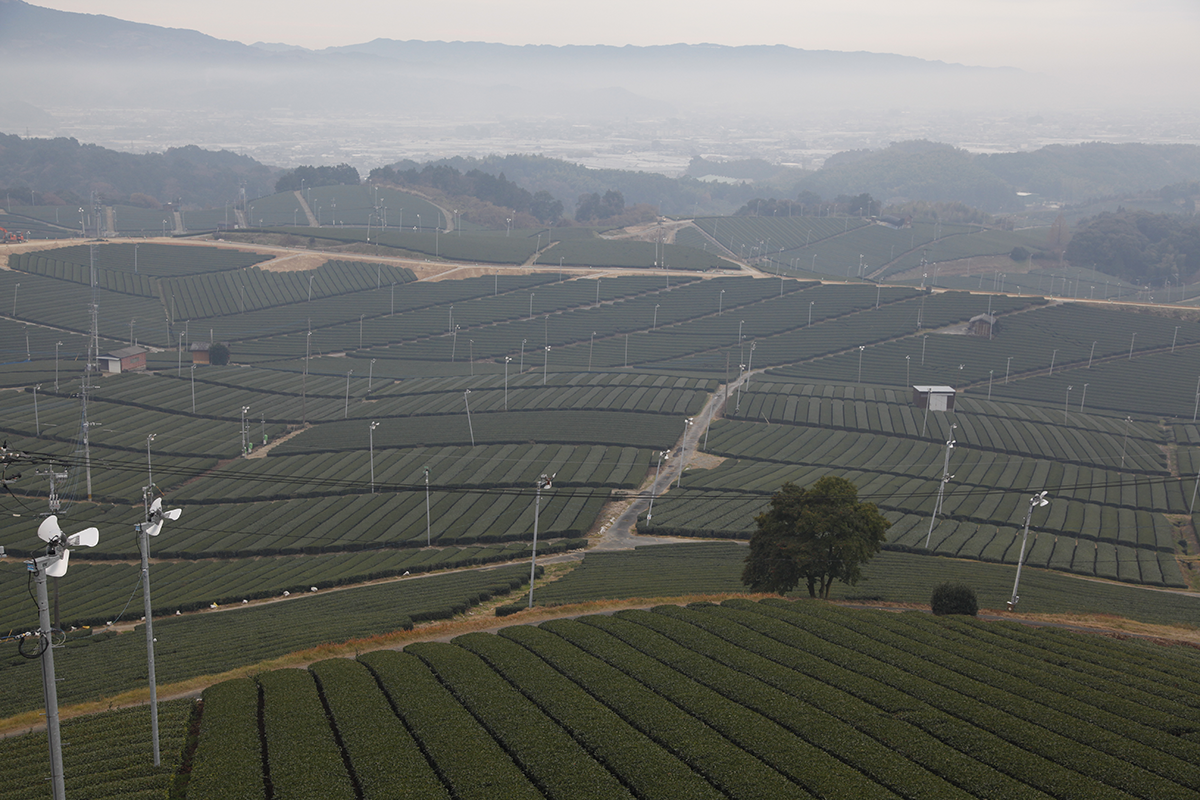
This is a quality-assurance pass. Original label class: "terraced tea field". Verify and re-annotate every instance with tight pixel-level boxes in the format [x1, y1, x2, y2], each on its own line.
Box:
[93, 600, 1200, 800]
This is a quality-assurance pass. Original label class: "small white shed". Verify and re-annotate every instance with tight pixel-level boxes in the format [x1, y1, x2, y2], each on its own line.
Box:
[912, 385, 957, 411]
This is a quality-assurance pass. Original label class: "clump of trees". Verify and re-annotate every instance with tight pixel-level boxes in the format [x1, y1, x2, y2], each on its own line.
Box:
[575, 190, 625, 222]
[742, 476, 890, 598]
[370, 164, 564, 224]
[735, 198, 808, 217]
[1066, 210, 1200, 285]
[208, 342, 230, 366]
[930, 582, 978, 616]
[276, 164, 361, 193]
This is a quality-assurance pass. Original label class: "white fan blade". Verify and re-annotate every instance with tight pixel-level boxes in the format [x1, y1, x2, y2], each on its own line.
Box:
[149, 497, 163, 516]
[45, 549, 69, 578]
[164, 508, 182, 521]
[145, 521, 162, 537]
[67, 527, 99, 548]
[37, 515, 62, 543]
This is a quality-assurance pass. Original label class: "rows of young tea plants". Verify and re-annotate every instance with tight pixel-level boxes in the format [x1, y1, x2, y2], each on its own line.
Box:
[422, 280, 897, 377]
[660, 290, 1029, 378]
[0, 538, 584, 630]
[279, 225, 539, 263]
[660, 601, 1200, 797]
[299, 185, 446, 228]
[88, 366, 711, 424]
[259, 668, 360, 799]
[0, 386, 278, 458]
[646, 464, 1184, 583]
[177, 440, 647, 498]
[0, 205, 81, 236]
[159, 260, 416, 319]
[529, 542, 751, 605]
[781, 301, 1200, 418]
[108, 203, 184, 234]
[718, 386, 1167, 471]
[179, 272, 564, 351]
[547, 238, 734, 270]
[243, 381, 709, 429]
[22, 242, 273, 276]
[185, 679, 264, 800]
[692, 215, 869, 257]
[642, 375, 1188, 587]
[871, 228, 1051, 280]
[532, 543, 1200, 625]
[0, 268, 168, 343]
[0, 564, 534, 717]
[0, 699, 194, 800]
[274, 407, 680, 451]
[182, 600, 1200, 799]
[244, 191, 306, 227]
[786, 221, 960, 278]
[11, 251, 158, 296]
[312, 275, 806, 367]
[887, 512, 1183, 585]
[138, 485, 604, 556]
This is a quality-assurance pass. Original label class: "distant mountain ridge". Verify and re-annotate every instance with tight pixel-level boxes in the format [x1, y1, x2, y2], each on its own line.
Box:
[0, 0, 261, 60]
[0, 0, 1031, 118]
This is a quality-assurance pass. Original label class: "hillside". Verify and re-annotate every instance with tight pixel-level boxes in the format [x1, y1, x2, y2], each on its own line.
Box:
[2, 597, 1198, 799]
[0, 133, 279, 208]
[394, 143, 1200, 217]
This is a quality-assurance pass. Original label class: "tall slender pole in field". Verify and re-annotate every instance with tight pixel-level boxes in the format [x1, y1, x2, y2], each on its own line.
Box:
[1119, 416, 1133, 470]
[1008, 491, 1049, 610]
[528, 473, 553, 607]
[676, 417, 694, 489]
[368, 421, 379, 493]
[463, 390, 475, 447]
[924, 424, 956, 549]
[646, 450, 668, 523]
[424, 467, 431, 546]
[504, 357, 512, 410]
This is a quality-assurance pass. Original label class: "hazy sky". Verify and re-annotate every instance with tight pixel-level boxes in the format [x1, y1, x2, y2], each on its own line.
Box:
[29, 0, 1200, 78]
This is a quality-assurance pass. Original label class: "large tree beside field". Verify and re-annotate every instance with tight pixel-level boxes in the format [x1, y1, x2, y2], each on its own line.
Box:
[742, 476, 890, 598]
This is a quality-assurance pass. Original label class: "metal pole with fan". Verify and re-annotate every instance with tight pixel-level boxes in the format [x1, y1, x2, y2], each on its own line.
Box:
[27, 516, 102, 800]
[527, 473, 554, 608]
[924, 424, 957, 550]
[1008, 491, 1049, 610]
[138, 495, 182, 766]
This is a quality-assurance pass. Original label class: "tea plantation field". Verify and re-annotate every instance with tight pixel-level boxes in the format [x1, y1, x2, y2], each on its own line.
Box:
[3, 230, 1200, 778]
[12, 599, 1194, 800]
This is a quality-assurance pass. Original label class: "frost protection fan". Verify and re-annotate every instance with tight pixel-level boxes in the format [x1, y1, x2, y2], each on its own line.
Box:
[144, 497, 182, 537]
[37, 515, 100, 577]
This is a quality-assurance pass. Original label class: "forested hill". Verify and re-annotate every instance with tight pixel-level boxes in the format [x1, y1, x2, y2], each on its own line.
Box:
[3, 132, 1199, 218]
[0, 134, 280, 208]
[405, 142, 1200, 216]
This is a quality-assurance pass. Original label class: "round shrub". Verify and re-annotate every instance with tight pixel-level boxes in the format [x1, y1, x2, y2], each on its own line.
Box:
[931, 582, 978, 616]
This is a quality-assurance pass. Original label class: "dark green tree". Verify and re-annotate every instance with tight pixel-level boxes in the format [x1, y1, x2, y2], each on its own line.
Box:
[275, 164, 360, 193]
[930, 582, 978, 616]
[742, 476, 890, 598]
[208, 342, 230, 366]
[530, 190, 564, 223]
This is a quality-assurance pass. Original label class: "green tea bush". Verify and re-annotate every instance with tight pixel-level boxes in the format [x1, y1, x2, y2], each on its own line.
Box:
[930, 582, 978, 616]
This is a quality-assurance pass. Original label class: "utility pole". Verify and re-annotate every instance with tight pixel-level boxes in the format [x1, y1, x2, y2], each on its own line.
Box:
[924, 424, 957, 549]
